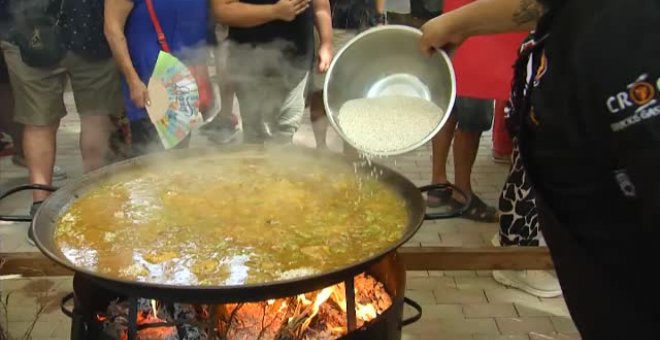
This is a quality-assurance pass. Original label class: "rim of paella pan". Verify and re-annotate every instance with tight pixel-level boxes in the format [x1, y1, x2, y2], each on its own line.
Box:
[31, 146, 425, 302]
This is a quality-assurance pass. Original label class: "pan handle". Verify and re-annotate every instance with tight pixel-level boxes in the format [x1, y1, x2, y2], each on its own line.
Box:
[0, 184, 58, 222]
[419, 183, 472, 220]
[402, 297, 423, 326]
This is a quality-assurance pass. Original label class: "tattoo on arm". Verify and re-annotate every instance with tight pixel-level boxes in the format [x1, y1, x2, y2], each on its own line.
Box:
[512, 0, 545, 25]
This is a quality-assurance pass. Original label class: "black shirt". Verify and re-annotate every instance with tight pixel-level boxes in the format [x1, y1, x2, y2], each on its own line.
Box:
[227, 0, 314, 63]
[520, 0, 660, 227]
[330, 0, 378, 29]
[60, 0, 111, 59]
[410, 0, 441, 21]
[3, 0, 111, 60]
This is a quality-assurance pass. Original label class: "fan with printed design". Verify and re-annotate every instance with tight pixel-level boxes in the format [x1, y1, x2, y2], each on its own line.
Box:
[146, 51, 203, 149]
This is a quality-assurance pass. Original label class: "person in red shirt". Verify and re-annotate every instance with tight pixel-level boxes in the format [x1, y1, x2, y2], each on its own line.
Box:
[427, 0, 526, 222]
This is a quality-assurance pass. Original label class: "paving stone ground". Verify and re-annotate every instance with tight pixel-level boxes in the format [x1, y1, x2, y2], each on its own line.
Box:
[0, 274, 578, 340]
[0, 94, 578, 339]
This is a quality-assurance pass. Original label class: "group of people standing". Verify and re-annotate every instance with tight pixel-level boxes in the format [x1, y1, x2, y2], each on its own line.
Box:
[0, 0, 384, 226]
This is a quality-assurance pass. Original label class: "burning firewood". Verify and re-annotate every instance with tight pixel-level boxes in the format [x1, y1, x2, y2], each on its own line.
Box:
[177, 323, 207, 340]
[96, 274, 390, 340]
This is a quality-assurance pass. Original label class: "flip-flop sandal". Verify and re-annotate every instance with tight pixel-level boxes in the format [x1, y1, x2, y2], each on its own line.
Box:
[451, 194, 498, 223]
[426, 186, 453, 208]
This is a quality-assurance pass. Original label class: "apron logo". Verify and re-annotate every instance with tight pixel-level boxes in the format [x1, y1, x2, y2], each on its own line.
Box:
[609, 73, 660, 132]
[606, 73, 657, 114]
[629, 82, 655, 105]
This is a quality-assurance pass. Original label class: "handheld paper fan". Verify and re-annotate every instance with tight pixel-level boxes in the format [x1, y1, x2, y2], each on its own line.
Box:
[146, 51, 203, 149]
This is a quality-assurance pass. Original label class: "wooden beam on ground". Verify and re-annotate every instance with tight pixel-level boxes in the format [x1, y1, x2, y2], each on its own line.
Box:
[0, 252, 72, 277]
[398, 247, 554, 270]
[0, 247, 553, 278]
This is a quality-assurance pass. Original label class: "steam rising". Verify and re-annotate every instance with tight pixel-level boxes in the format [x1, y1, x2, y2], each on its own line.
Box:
[0, 1, 397, 172]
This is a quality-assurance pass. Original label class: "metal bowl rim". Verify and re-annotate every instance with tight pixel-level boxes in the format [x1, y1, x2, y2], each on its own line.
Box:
[323, 25, 457, 156]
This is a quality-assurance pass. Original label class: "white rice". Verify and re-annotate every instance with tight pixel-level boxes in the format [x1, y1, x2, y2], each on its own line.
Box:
[337, 95, 444, 155]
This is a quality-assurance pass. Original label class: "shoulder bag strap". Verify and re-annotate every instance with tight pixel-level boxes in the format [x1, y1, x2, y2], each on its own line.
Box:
[145, 0, 171, 52]
[54, 0, 67, 25]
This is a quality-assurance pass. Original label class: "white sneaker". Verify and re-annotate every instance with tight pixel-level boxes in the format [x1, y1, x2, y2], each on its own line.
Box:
[493, 270, 562, 298]
[491, 233, 562, 298]
[491, 233, 501, 247]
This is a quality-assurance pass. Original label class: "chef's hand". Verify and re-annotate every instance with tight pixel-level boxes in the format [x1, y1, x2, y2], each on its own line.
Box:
[129, 79, 150, 109]
[274, 0, 310, 22]
[317, 43, 333, 73]
[419, 14, 468, 57]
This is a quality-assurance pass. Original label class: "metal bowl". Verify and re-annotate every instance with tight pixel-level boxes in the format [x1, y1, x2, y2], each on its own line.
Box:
[324, 25, 456, 156]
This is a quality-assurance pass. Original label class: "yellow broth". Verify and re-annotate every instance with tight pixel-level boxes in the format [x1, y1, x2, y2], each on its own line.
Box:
[55, 152, 409, 286]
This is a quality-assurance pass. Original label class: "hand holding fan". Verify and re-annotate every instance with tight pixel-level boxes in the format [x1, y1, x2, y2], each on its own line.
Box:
[146, 51, 203, 149]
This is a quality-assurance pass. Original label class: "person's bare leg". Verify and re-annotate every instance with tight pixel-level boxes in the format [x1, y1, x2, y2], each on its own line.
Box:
[431, 114, 457, 184]
[452, 129, 482, 203]
[23, 122, 59, 202]
[80, 115, 112, 172]
[309, 91, 328, 149]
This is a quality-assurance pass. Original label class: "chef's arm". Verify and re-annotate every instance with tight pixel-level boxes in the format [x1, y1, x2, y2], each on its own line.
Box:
[313, 0, 332, 48]
[212, 0, 310, 28]
[445, 0, 544, 34]
[104, 0, 141, 87]
[419, 0, 544, 55]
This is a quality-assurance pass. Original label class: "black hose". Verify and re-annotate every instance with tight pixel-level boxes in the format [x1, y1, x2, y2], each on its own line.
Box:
[402, 297, 422, 326]
[0, 215, 32, 222]
[0, 184, 58, 222]
[0, 184, 58, 200]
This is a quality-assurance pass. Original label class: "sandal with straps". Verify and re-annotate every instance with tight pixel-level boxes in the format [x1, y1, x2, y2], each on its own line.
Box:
[451, 194, 498, 223]
[426, 185, 453, 208]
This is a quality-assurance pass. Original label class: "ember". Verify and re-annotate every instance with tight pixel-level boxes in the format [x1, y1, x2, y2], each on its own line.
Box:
[96, 274, 391, 340]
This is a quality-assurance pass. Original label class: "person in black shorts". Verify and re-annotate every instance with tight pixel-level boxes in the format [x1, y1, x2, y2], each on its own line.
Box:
[383, 2, 497, 222]
[428, 97, 498, 222]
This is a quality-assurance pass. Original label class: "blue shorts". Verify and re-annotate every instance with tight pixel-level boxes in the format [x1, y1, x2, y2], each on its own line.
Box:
[454, 97, 494, 132]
